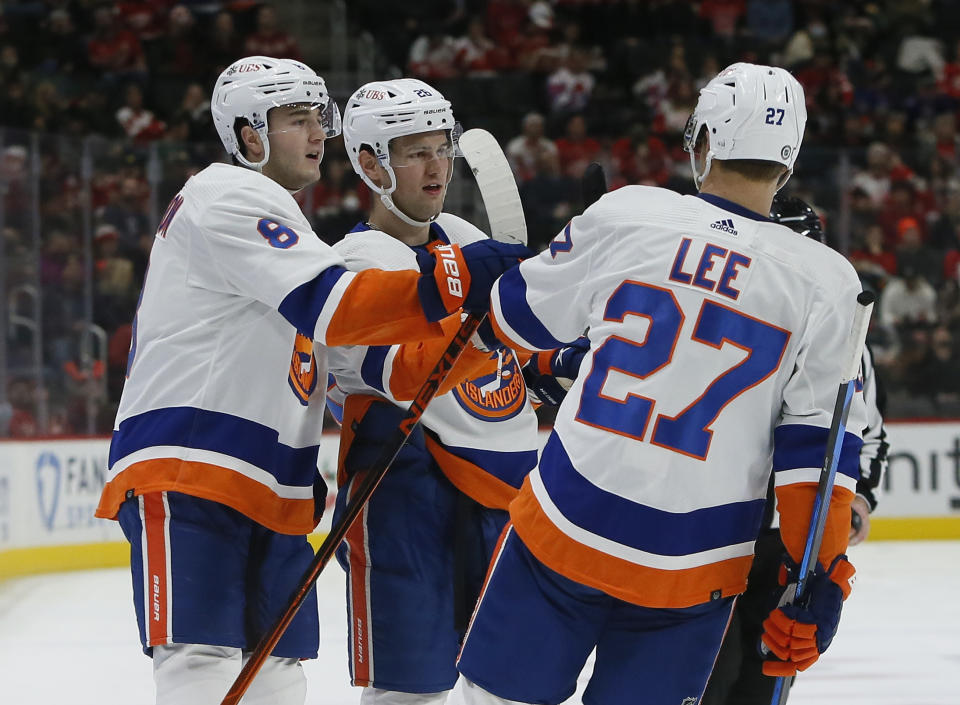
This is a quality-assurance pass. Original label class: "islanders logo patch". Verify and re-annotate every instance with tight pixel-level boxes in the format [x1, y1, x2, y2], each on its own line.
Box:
[453, 350, 527, 421]
[288, 332, 317, 405]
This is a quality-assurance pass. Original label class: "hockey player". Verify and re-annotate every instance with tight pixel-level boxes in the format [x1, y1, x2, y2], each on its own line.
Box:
[94, 57, 528, 705]
[446, 63, 866, 705]
[701, 194, 888, 705]
[325, 77, 555, 705]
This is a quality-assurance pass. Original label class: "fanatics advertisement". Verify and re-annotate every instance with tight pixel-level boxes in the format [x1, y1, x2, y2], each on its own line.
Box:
[0, 422, 958, 553]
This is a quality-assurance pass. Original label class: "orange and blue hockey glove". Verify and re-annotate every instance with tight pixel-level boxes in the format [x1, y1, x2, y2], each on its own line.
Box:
[416, 240, 531, 320]
[760, 554, 856, 677]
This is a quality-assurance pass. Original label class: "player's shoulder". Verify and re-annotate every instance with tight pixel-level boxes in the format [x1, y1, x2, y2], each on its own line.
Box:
[334, 226, 418, 271]
[570, 185, 686, 245]
[756, 219, 861, 296]
[434, 212, 487, 245]
[589, 184, 684, 216]
[189, 163, 297, 212]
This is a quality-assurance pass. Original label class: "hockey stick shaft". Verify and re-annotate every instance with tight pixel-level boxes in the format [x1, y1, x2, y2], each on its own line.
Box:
[221, 314, 482, 705]
[770, 290, 874, 705]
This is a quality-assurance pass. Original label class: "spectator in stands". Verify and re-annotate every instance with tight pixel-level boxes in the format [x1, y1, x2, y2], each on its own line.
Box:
[35, 8, 87, 80]
[555, 113, 601, 178]
[930, 185, 960, 249]
[5, 379, 39, 437]
[86, 5, 147, 85]
[151, 4, 202, 79]
[452, 15, 501, 76]
[699, 0, 746, 43]
[519, 149, 577, 252]
[0, 43, 24, 85]
[408, 26, 457, 79]
[879, 180, 929, 245]
[243, 4, 301, 61]
[744, 0, 793, 47]
[30, 81, 65, 132]
[203, 10, 245, 79]
[0, 79, 31, 130]
[911, 325, 960, 413]
[117, 0, 169, 43]
[115, 83, 166, 142]
[851, 223, 898, 284]
[879, 263, 939, 328]
[100, 175, 151, 263]
[485, 0, 529, 52]
[546, 47, 595, 117]
[852, 142, 896, 206]
[506, 112, 558, 184]
[896, 217, 941, 284]
[175, 82, 212, 142]
[93, 224, 137, 330]
[609, 124, 670, 188]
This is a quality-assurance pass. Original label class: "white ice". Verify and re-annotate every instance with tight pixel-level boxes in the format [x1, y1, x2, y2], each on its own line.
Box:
[1, 540, 957, 705]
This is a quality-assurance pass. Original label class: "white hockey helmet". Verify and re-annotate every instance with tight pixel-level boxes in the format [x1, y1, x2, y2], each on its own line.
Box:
[211, 56, 342, 170]
[342, 78, 460, 227]
[683, 62, 807, 191]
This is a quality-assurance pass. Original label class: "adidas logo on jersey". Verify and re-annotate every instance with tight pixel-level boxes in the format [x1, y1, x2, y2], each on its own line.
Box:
[710, 218, 738, 235]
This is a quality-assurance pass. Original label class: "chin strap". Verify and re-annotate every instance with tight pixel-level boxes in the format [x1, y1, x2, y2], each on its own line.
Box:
[379, 192, 440, 228]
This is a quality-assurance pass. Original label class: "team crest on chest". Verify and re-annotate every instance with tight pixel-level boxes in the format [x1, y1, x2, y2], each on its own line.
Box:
[288, 332, 317, 405]
[453, 350, 526, 421]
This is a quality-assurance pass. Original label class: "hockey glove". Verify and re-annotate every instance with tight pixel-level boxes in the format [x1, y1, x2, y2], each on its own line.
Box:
[760, 554, 856, 677]
[522, 337, 590, 405]
[416, 241, 532, 320]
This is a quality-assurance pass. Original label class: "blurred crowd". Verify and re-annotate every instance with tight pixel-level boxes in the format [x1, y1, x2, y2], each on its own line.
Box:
[2, 0, 960, 436]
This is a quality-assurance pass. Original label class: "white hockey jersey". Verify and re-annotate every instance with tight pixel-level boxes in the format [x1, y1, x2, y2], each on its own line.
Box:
[97, 163, 448, 534]
[327, 214, 539, 509]
[490, 186, 867, 608]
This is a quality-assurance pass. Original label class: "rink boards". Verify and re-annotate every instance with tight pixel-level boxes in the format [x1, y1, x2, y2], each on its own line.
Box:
[1, 420, 959, 580]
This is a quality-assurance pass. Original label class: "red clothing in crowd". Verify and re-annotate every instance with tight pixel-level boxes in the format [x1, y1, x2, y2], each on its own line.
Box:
[244, 30, 301, 62]
[555, 136, 601, 177]
[87, 27, 144, 72]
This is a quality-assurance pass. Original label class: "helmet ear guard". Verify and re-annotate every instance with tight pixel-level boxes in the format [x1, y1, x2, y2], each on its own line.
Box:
[684, 63, 807, 191]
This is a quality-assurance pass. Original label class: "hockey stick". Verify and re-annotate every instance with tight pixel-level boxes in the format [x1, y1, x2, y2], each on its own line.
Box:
[221, 129, 525, 705]
[581, 162, 607, 209]
[769, 290, 875, 705]
[458, 128, 527, 246]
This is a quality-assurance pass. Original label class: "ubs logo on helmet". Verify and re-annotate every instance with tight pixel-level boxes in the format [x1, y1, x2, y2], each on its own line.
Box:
[453, 351, 527, 421]
[233, 63, 263, 74]
[357, 88, 386, 100]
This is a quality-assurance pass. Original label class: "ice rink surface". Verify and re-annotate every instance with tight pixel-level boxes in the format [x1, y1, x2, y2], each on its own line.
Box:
[1, 540, 957, 705]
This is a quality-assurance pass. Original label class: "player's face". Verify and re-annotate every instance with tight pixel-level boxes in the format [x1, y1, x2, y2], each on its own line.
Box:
[387, 131, 453, 221]
[263, 105, 327, 190]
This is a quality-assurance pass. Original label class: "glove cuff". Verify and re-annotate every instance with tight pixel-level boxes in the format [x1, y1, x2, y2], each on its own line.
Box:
[416, 250, 455, 322]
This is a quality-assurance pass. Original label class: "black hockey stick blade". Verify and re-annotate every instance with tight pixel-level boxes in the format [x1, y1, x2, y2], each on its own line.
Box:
[581, 163, 607, 209]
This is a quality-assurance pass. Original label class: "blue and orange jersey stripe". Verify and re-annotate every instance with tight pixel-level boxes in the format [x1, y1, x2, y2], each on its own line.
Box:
[98, 407, 322, 535]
